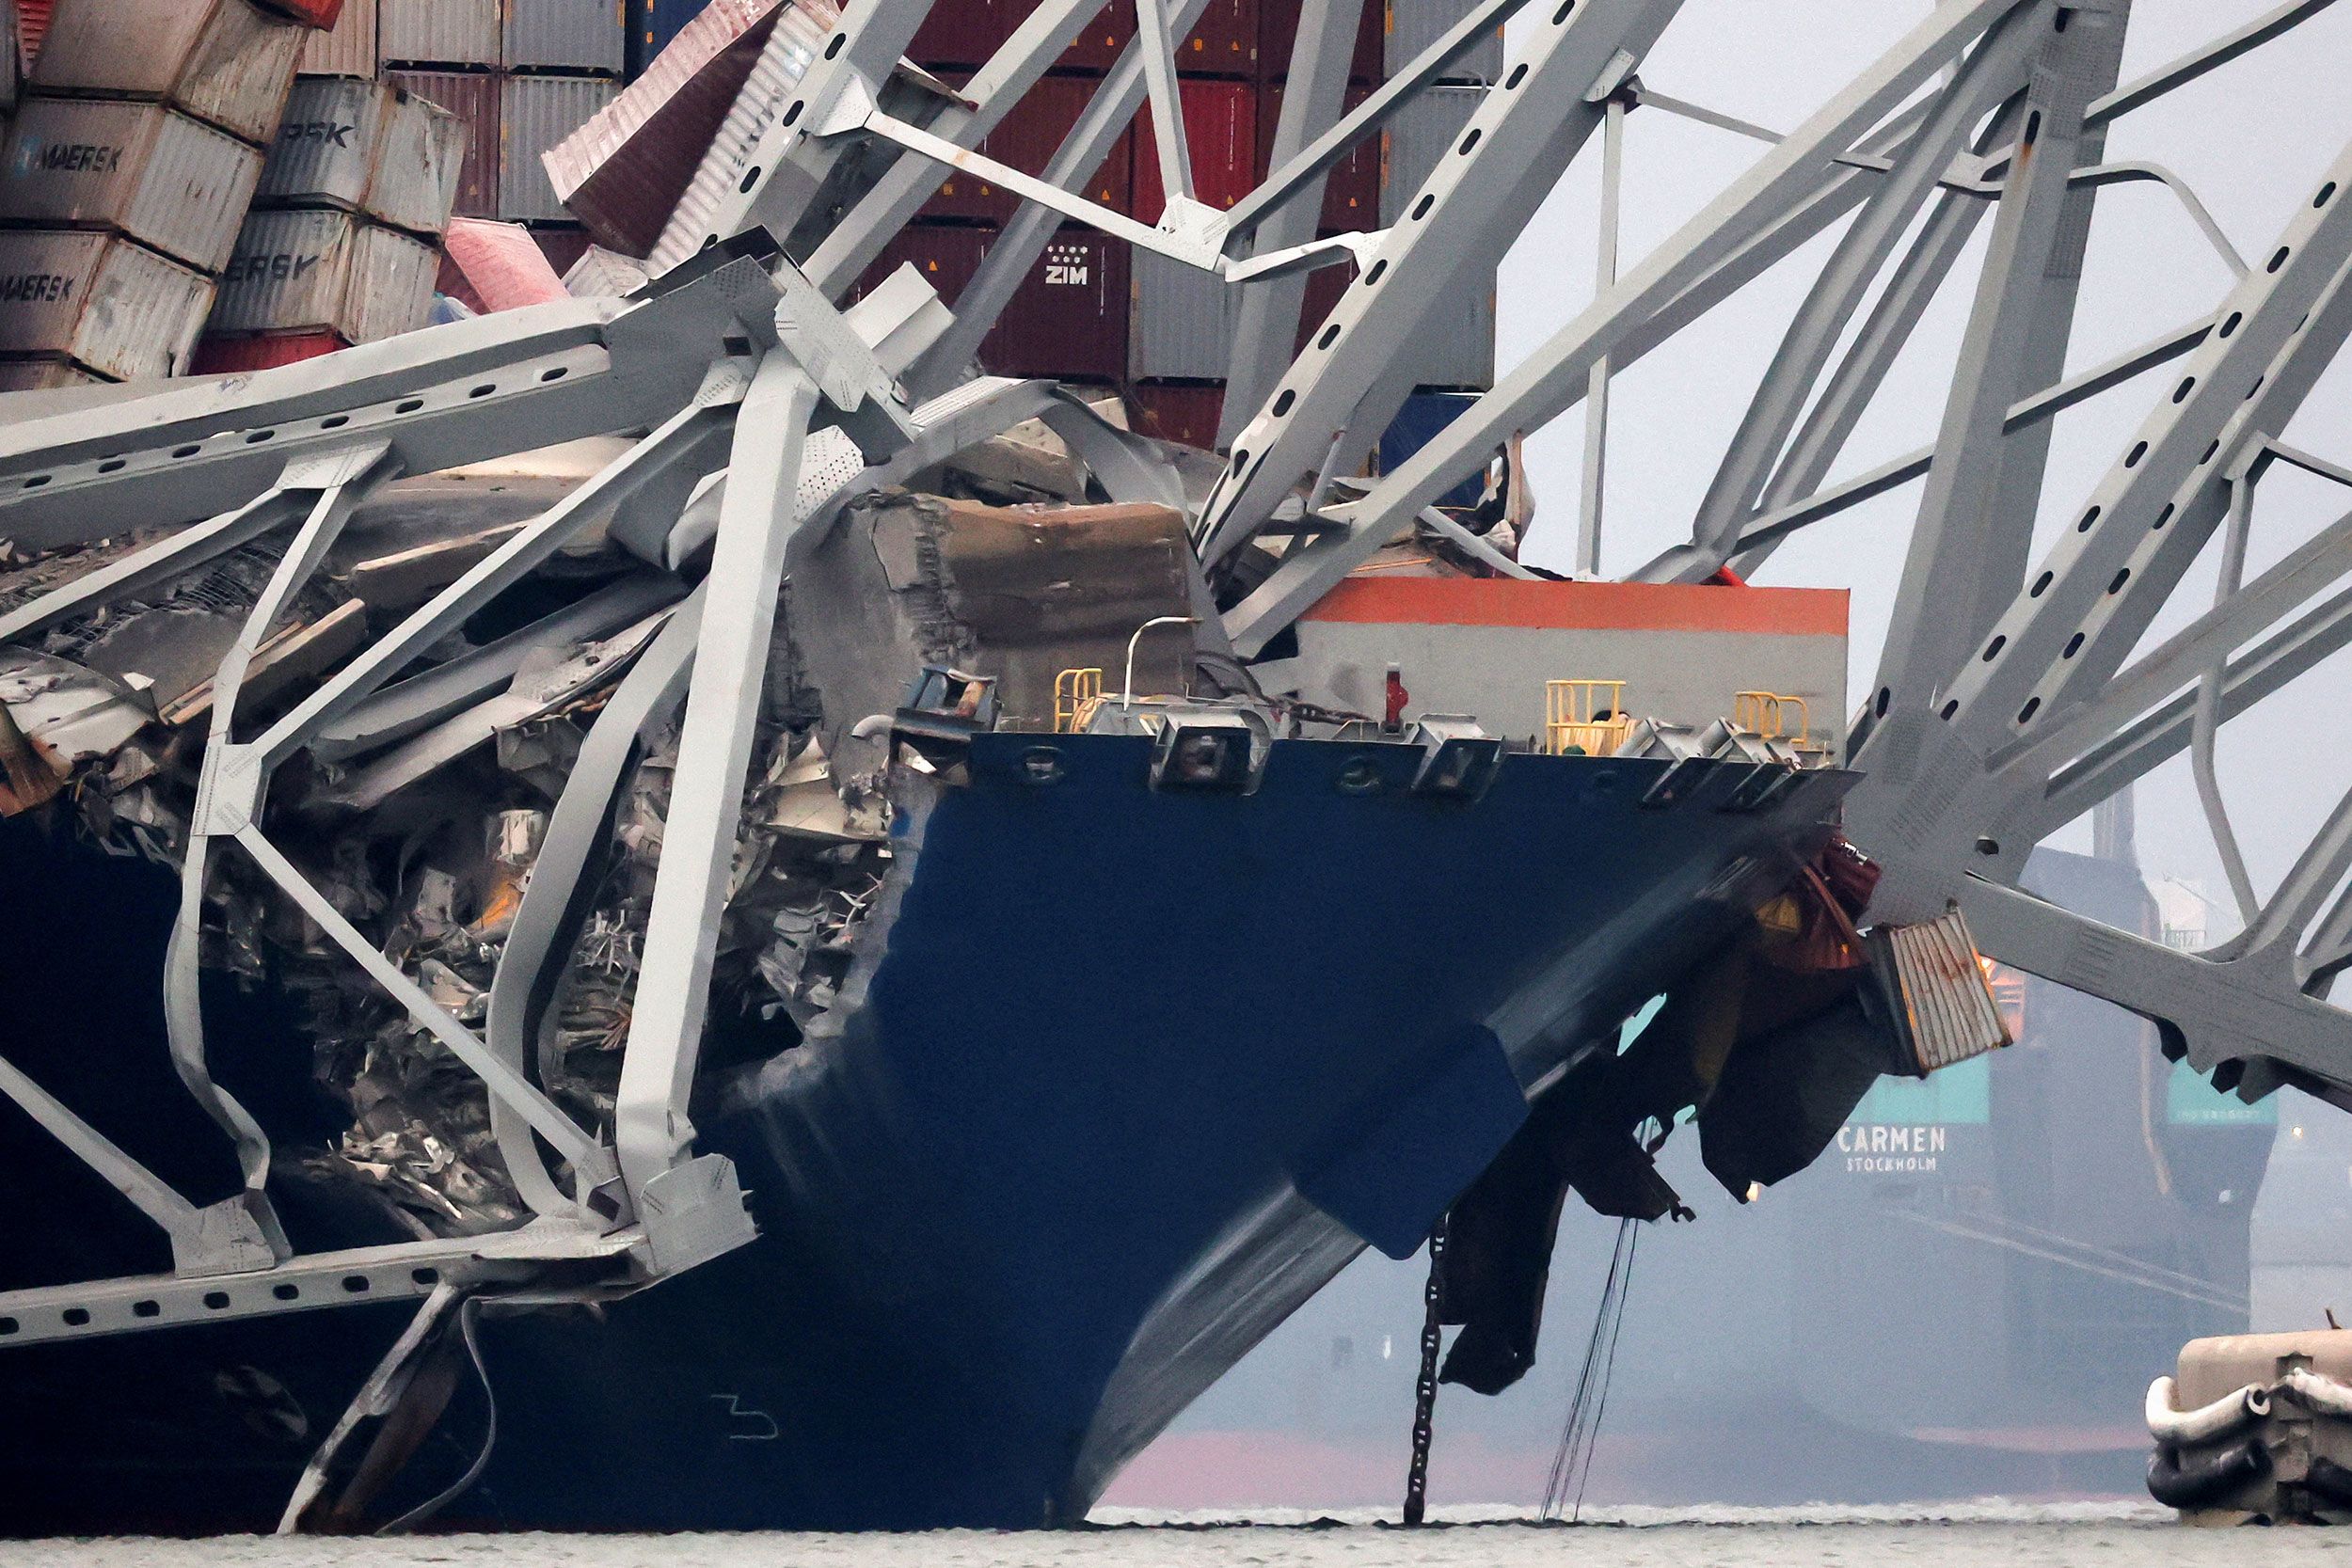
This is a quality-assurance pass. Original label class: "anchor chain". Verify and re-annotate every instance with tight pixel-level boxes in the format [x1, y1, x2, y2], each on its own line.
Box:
[1402, 1215, 1448, 1526]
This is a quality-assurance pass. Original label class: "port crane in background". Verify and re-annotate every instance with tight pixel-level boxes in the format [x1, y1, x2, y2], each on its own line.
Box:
[0, 0, 2347, 1382]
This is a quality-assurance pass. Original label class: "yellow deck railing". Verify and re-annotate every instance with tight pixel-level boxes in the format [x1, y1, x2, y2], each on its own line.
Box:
[1054, 667, 1104, 733]
[1734, 689, 1811, 747]
[1544, 679, 1629, 756]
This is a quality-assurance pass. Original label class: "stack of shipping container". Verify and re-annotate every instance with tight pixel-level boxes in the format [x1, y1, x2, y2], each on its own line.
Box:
[0, 0, 322, 387]
[853, 0, 1496, 456]
[371, 0, 623, 277]
[198, 20, 469, 371]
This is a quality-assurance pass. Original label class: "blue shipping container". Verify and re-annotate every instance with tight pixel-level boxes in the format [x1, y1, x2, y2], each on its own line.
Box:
[1377, 392, 1487, 511]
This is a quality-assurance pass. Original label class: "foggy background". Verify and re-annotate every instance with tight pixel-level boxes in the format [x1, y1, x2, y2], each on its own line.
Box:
[1108, 0, 2352, 1512]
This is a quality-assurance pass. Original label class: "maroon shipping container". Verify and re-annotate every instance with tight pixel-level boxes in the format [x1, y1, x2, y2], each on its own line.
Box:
[384, 70, 497, 218]
[1174, 0, 1255, 75]
[1259, 0, 1381, 83]
[1133, 380, 1224, 451]
[1132, 78, 1256, 220]
[1053, 0, 1130, 72]
[189, 330, 349, 375]
[924, 71, 1131, 223]
[1259, 81, 1377, 231]
[1295, 251, 1350, 353]
[909, 0, 1002, 71]
[989, 228, 1127, 381]
[858, 220, 992, 307]
[534, 227, 594, 277]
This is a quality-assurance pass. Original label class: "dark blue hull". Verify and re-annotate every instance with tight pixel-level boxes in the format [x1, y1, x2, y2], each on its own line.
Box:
[0, 734, 1848, 1532]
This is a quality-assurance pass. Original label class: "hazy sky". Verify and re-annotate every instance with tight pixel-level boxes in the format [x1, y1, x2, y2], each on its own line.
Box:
[1493, 0, 2352, 942]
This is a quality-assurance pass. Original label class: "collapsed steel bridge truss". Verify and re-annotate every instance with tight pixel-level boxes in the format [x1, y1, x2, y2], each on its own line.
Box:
[0, 0, 2348, 1387]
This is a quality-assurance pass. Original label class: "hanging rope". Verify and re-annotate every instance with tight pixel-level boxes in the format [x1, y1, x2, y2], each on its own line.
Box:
[1402, 1216, 1448, 1526]
[1542, 1215, 1641, 1522]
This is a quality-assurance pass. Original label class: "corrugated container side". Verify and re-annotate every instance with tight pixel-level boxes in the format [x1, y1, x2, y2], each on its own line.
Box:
[16, 0, 49, 78]
[442, 214, 570, 309]
[386, 70, 499, 216]
[499, 73, 616, 221]
[213, 208, 436, 341]
[297, 0, 376, 77]
[379, 0, 501, 65]
[0, 356, 109, 389]
[989, 229, 1126, 381]
[1260, 81, 1378, 231]
[348, 221, 438, 340]
[1175, 0, 1255, 77]
[1378, 82, 1480, 224]
[925, 71, 1129, 224]
[0, 98, 262, 271]
[1377, 392, 1485, 507]
[371, 87, 467, 233]
[1132, 78, 1256, 220]
[563, 242, 647, 295]
[32, 0, 305, 145]
[0, 230, 213, 380]
[258, 75, 384, 211]
[548, 0, 783, 256]
[1128, 245, 1230, 380]
[1054, 0, 1130, 73]
[1384, 0, 1503, 83]
[647, 0, 834, 271]
[1133, 380, 1224, 450]
[188, 328, 349, 373]
[1257, 0, 1379, 84]
[505, 0, 626, 73]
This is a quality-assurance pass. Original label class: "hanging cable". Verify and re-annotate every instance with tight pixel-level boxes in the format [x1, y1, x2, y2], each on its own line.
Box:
[377, 1296, 500, 1536]
[1543, 1215, 1642, 1521]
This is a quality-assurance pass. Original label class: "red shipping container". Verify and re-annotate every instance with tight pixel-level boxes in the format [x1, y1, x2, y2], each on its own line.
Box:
[1056, 0, 1130, 72]
[442, 216, 568, 311]
[190, 331, 351, 375]
[987, 229, 1127, 382]
[910, 0, 1004, 71]
[384, 71, 499, 219]
[1295, 253, 1350, 353]
[1258, 0, 1381, 84]
[1134, 381, 1223, 451]
[1174, 0, 1255, 76]
[17, 0, 54, 75]
[1258, 81, 1378, 231]
[924, 71, 1131, 224]
[857, 220, 992, 307]
[1131, 78, 1256, 220]
[255, 0, 344, 24]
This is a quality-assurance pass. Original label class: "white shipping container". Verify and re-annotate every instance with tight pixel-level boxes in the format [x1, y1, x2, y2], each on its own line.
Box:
[1384, 0, 1503, 83]
[0, 98, 262, 272]
[260, 78, 467, 236]
[32, 0, 305, 146]
[379, 0, 501, 66]
[499, 73, 614, 222]
[0, 230, 214, 381]
[504, 0, 624, 73]
[1130, 246, 1233, 381]
[298, 0, 378, 78]
[213, 209, 437, 343]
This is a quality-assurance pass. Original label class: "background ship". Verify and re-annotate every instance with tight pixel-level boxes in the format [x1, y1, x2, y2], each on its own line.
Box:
[1108, 845, 2284, 1511]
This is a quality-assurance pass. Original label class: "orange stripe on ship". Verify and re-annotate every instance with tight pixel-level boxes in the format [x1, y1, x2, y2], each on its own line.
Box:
[1302, 576, 1848, 636]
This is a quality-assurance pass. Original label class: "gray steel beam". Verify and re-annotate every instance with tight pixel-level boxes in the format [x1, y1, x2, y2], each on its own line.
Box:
[615, 353, 820, 1196]
[1196, 0, 1688, 570]
[1220, 0, 1374, 442]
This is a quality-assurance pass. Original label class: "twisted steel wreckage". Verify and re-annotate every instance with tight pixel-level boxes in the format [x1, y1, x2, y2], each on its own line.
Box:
[3, 0, 2352, 1533]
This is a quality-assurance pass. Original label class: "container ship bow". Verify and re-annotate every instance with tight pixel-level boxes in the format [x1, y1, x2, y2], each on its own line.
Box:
[0, 241, 1974, 1532]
